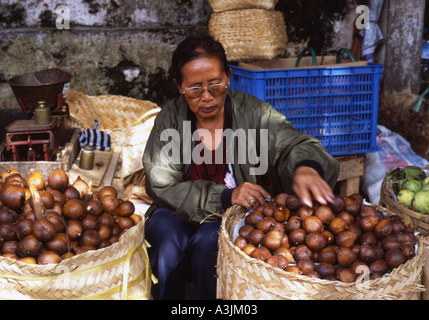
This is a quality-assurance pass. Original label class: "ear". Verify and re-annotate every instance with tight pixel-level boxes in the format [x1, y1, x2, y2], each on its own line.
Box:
[226, 67, 232, 86]
[173, 78, 183, 94]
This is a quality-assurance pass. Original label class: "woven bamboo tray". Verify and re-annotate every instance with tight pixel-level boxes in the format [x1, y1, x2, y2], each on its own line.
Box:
[208, 0, 278, 12]
[65, 90, 160, 179]
[379, 169, 429, 236]
[217, 204, 429, 300]
[209, 9, 287, 62]
[0, 216, 152, 300]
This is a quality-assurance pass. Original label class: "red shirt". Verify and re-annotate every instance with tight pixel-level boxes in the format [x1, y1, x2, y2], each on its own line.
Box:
[186, 97, 236, 189]
[187, 140, 228, 185]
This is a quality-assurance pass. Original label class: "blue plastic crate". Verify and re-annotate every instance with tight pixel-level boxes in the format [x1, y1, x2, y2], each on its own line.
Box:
[229, 62, 384, 156]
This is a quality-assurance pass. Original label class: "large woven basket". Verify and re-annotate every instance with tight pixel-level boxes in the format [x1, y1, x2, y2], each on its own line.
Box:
[379, 168, 429, 236]
[208, 0, 278, 12]
[209, 9, 287, 62]
[66, 90, 160, 179]
[0, 216, 152, 300]
[217, 204, 429, 300]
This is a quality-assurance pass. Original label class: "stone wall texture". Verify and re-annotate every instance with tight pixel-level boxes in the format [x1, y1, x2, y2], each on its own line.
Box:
[0, 1, 359, 113]
[0, 0, 213, 111]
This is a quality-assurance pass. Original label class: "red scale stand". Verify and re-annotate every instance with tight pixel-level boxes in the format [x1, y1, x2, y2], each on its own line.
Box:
[5, 116, 66, 162]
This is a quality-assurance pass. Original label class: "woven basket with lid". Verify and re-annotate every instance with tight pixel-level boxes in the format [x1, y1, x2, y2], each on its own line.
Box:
[209, 9, 287, 62]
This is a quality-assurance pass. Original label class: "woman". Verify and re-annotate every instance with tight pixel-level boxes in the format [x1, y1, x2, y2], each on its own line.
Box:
[143, 35, 340, 300]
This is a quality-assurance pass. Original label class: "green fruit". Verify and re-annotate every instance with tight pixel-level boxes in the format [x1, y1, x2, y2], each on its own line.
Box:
[401, 180, 422, 193]
[403, 166, 426, 180]
[412, 190, 429, 214]
[422, 184, 429, 191]
[397, 190, 415, 208]
[423, 176, 429, 185]
[393, 179, 407, 195]
[386, 168, 404, 182]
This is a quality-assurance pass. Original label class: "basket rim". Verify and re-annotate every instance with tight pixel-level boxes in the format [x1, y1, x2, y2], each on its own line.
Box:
[207, 0, 278, 8]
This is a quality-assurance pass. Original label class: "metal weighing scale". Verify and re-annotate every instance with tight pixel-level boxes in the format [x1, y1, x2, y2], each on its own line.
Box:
[6, 68, 73, 162]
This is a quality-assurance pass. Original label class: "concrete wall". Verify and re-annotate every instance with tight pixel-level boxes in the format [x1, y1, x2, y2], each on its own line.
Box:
[0, 0, 212, 110]
[1, 1, 428, 166]
[382, 0, 425, 94]
[0, 0, 359, 112]
[376, 0, 429, 158]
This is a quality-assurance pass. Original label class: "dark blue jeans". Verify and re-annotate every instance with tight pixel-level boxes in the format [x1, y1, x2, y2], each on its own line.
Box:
[145, 207, 221, 300]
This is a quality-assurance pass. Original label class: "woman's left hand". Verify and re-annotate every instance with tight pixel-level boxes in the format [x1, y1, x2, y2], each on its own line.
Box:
[292, 166, 335, 208]
[231, 182, 271, 211]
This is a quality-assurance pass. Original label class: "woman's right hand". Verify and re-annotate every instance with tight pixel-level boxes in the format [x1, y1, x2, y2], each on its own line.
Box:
[231, 182, 271, 211]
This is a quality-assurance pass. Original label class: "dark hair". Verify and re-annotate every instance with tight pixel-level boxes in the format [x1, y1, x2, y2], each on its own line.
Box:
[169, 35, 229, 85]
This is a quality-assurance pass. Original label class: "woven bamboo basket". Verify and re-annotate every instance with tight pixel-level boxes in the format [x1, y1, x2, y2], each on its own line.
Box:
[209, 9, 287, 62]
[217, 204, 429, 300]
[379, 168, 429, 236]
[123, 168, 153, 204]
[65, 90, 160, 179]
[208, 0, 278, 12]
[0, 216, 152, 300]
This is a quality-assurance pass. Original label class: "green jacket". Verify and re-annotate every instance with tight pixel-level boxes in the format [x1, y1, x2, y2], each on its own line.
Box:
[142, 90, 340, 224]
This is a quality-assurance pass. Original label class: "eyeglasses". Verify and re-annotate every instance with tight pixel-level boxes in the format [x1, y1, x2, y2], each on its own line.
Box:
[181, 83, 228, 99]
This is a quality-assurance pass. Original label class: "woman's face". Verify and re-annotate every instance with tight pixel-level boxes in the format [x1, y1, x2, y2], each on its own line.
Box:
[176, 56, 230, 122]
